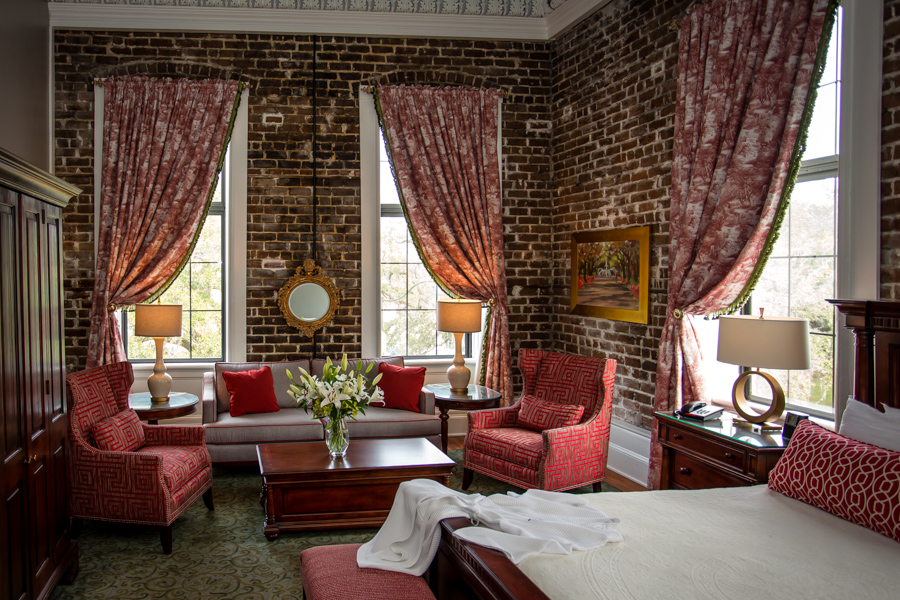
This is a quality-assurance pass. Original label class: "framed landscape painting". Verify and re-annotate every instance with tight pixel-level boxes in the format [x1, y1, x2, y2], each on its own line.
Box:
[570, 226, 650, 324]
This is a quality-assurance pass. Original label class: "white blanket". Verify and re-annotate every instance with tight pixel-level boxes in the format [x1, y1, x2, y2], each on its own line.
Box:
[356, 479, 621, 576]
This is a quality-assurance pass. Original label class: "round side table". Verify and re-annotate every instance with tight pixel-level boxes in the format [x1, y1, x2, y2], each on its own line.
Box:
[424, 383, 501, 453]
[129, 391, 199, 425]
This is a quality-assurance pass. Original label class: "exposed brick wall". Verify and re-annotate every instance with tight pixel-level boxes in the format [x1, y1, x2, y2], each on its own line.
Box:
[549, 0, 687, 429]
[54, 31, 554, 391]
[883, 0, 900, 300]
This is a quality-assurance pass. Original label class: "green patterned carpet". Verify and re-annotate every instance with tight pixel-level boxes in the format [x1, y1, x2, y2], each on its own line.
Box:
[50, 449, 618, 600]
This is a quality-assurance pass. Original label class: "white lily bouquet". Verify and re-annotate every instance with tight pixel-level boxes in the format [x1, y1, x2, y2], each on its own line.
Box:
[286, 355, 384, 457]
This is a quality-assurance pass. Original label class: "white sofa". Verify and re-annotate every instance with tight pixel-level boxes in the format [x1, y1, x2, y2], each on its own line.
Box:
[201, 356, 441, 463]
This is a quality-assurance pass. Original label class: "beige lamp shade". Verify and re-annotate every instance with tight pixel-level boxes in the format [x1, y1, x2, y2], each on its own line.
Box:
[716, 315, 811, 370]
[134, 303, 183, 338]
[437, 299, 482, 333]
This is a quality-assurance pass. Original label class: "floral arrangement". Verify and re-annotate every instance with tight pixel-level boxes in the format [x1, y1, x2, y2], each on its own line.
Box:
[287, 355, 385, 422]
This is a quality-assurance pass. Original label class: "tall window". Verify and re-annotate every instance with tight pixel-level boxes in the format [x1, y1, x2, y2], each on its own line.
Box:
[378, 131, 469, 358]
[122, 160, 227, 362]
[700, 9, 841, 418]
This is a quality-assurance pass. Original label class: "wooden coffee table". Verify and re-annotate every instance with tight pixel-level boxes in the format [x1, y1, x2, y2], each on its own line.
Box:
[257, 437, 455, 539]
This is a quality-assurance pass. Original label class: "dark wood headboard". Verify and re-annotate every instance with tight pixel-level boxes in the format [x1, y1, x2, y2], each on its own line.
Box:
[828, 299, 900, 409]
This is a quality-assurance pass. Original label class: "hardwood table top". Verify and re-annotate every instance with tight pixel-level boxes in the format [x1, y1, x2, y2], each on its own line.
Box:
[424, 383, 502, 410]
[257, 437, 455, 478]
[128, 391, 199, 422]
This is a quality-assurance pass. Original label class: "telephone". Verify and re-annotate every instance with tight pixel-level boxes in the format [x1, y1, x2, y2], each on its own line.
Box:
[678, 402, 724, 421]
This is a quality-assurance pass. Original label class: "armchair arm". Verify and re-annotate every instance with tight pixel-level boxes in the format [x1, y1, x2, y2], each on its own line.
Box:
[542, 414, 609, 489]
[419, 388, 435, 415]
[468, 400, 522, 432]
[143, 424, 206, 446]
[202, 372, 218, 424]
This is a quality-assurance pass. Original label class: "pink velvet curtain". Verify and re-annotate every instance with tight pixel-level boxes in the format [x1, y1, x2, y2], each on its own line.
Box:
[375, 85, 512, 402]
[649, 0, 834, 488]
[86, 76, 241, 368]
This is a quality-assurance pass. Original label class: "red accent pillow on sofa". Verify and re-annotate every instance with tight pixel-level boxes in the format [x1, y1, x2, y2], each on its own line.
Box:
[376, 363, 426, 412]
[517, 394, 584, 432]
[768, 420, 900, 542]
[222, 366, 280, 417]
[92, 409, 146, 452]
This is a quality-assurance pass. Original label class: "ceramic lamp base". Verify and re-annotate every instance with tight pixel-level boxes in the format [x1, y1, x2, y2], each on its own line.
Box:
[448, 331, 471, 394]
[148, 337, 172, 403]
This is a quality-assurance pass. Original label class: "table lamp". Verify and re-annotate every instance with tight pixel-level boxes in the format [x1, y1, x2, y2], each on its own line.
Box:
[437, 298, 482, 393]
[716, 310, 810, 425]
[135, 302, 183, 403]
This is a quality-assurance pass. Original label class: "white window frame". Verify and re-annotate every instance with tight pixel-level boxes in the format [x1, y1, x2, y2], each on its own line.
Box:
[93, 87, 248, 390]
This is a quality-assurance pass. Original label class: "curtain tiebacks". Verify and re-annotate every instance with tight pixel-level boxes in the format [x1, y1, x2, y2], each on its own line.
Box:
[107, 303, 118, 313]
[672, 308, 685, 319]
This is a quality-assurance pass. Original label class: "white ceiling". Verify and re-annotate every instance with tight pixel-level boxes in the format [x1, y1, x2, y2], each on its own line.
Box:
[47, 0, 611, 40]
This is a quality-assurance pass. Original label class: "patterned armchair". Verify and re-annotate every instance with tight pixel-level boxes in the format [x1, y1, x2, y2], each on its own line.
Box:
[463, 349, 617, 492]
[66, 362, 213, 554]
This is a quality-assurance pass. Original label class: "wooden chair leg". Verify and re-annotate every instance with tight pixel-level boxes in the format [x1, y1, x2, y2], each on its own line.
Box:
[159, 525, 173, 555]
[69, 518, 83, 539]
[462, 468, 474, 490]
[203, 487, 214, 511]
[592, 481, 604, 493]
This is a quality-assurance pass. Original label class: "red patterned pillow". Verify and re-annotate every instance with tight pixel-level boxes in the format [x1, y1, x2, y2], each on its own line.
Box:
[517, 394, 584, 432]
[92, 409, 146, 452]
[376, 363, 426, 412]
[768, 420, 900, 542]
[222, 366, 281, 417]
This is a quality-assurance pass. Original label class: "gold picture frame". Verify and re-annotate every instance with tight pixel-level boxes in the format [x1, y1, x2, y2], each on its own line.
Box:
[570, 226, 650, 324]
[277, 259, 341, 337]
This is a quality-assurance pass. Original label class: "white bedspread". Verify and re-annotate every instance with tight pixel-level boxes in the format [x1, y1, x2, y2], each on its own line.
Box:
[517, 485, 900, 600]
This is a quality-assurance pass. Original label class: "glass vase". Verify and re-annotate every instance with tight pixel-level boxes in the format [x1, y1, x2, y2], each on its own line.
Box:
[323, 417, 349, 458]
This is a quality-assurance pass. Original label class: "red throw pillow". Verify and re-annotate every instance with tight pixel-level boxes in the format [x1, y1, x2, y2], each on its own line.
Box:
[222, 366, 280, 417]
[768, 420, 900, 542]
[92, 409, 146, 452]
[517, 394, 584, 432]
[376, 363, 426, 412]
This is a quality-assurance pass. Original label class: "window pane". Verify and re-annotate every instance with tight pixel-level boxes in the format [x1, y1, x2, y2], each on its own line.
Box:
[802, 81, 839, 161]
[750, 257, 790, 317]
[819, 8, 841, 87]
[125, 315, 156, 360]
[191, 262, 223, 310]
[381, 264, 408, 310]
[380, 162, 400, 204]
[191, 311, 223, 359]
[382, 310, 407, 356]
[161, 268, 191, 307]
[407, 310, 438, 356]
[381, 217, 408, 264]
[790, 256, 835, 335]
[790, 178, 835, 256]
[408, 264, 437, 310]
[193, 214, 222, 262]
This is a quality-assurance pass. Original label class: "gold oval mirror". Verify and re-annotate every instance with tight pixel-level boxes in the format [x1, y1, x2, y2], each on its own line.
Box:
[277, 259, 340, 337]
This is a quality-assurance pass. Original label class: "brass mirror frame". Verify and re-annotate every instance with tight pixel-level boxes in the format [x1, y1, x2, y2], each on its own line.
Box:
[277, 259, 341, 337]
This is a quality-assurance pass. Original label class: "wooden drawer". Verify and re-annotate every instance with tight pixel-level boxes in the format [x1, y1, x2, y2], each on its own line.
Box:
[670, 453, 749, 490]
[664, 424, 748, 475]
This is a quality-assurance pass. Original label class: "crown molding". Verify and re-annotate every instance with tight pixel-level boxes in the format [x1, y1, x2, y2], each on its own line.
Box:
[48, 4, 549, 41]
[547, 0, 613, 39]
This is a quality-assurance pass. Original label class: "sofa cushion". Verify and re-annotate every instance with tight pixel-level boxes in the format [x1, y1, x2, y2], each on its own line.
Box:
[222, 366, 281, 417]
[204, 409, 324, 445]
[92, 409, 146, 452]
[215, 360, 310, 413]
[345, 407, 440, 439]
[517, 395, 584, 432]
[135, 444, 210, 491]
[309, 356, 405, 382]
[300, 543, 435, 600]
[377, 363, 426, 412]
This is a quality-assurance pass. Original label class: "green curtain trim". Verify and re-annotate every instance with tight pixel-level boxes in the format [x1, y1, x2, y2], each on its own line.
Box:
[477, 302, 492, 385]
[147, 81, 244, 304]
[710, 0, 840, 318]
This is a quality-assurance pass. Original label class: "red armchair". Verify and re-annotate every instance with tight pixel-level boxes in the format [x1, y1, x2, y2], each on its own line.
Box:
[66, 362, 213, 554]
[462, 348, 617, 492]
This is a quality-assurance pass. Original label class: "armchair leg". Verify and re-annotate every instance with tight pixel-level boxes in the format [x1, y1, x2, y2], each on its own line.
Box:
[203, 487, 214, 511]
[462, 468, 474, 490]
[592, 481, 604, 493]
[159, 525, 173, 555]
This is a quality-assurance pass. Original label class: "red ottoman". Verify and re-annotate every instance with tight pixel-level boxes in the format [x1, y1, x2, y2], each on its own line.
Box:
[299, 543, 436, 600]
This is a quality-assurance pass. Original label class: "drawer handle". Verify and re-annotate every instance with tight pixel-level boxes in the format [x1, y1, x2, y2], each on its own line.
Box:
[724, 452, 735, 459]
[679, 467, 691, 475]
[673, 434, 683, 440]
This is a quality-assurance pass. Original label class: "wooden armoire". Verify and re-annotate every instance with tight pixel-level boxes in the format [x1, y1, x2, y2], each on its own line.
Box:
[1, 148, 80, 600]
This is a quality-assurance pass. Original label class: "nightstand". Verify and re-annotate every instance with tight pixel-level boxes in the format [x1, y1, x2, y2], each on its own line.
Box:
[655, 410, 788, 490]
